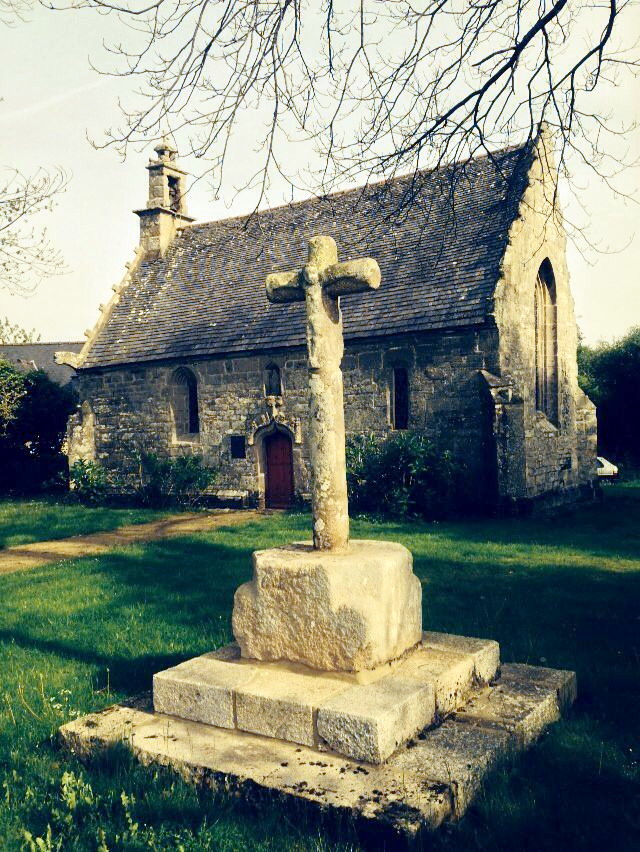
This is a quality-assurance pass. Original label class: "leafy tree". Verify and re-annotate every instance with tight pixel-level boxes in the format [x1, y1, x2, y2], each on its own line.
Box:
[132, 451, 216, 508]
[68, 459, 113, 504]
[0, 361, 76, 493]
[578, 326, 640, 467]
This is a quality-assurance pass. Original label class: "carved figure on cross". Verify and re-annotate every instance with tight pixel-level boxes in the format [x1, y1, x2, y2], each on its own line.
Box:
[266, 235, 381, 551]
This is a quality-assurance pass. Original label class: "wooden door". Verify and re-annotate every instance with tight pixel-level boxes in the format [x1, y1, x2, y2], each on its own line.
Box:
[265, 431, 294, 508]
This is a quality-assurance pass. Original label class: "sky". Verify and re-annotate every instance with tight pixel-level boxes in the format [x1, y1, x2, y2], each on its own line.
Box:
[1, 4, 639, 347]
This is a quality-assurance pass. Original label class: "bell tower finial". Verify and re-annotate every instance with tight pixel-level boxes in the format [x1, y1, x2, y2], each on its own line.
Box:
[154, 134, 178, 162]
[134, 136, 194, 258]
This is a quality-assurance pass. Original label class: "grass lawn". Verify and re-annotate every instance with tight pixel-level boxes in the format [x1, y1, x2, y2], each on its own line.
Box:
[0, 485, 638, 850]
[0, 498, 170, 549]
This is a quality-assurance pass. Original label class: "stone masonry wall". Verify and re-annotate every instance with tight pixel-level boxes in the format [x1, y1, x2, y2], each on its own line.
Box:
[69, 327, 501, 507]
[491, 129, 597, 505]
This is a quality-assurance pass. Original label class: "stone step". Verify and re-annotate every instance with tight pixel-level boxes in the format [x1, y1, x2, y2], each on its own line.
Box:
[60, 661, 576, 840]
[316, 676, 435, 763]
[453, 663, 577, 747]
[153, 631, 500, 763]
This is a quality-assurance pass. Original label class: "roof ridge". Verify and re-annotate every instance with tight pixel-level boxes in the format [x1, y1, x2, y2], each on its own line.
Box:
[184, 142, 530, 232]
[0, 341, 83, 347]
[80, 139, 534, 369]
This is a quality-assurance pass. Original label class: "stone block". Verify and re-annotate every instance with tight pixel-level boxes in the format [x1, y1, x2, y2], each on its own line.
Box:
[399, 718, 511, 815]
[151, 632, 492, 761]
[421, 632, 500, 683]
[153, 651, 255, 728]
[316, 676, 435, 763]
[502, 662, 577, 711]
[232, 539, 422, 671]
[454, 663, 577, 745]
[397, 644, 476, 715]
[234, 667, 346, 747]
[59, 705, 453, 836]
[62, 657, 576, 838]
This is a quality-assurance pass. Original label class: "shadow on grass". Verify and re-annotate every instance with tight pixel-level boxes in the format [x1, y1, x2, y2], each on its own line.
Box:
[353, 486, 640, 563]
[1, 503, 639, 851]
[0, 497, 167, 549]
[1, 529, 639, 732]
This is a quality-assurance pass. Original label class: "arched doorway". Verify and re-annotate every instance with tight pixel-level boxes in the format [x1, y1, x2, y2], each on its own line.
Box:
[264, 429, 294, 508]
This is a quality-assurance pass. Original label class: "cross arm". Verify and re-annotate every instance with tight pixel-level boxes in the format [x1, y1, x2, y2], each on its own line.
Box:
[322, 258, 381, 298]
[266, 270, 305, 303]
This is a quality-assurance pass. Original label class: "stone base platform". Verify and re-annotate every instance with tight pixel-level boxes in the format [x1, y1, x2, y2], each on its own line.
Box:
[233, 540, 423, 672]
[153, 632, 500, 763]
[59, 663, 576, 840]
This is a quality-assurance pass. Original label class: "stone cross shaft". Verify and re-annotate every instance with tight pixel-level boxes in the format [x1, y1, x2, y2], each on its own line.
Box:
[266, 235, 381, 551]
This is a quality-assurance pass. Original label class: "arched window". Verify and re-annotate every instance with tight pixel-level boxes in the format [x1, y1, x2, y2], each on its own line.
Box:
[167, 175, 181, 212]
[265, 363, 282, 397]
[392, 367, 409, 430]
[534, 260, 558, 424]
[170, 367, 199, 437]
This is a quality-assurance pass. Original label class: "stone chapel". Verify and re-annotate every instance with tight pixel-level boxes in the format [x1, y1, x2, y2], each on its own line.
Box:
[58, 128, 597, 512]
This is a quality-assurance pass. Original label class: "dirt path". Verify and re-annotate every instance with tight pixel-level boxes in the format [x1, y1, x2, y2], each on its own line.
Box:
[0, 510, 259, 576]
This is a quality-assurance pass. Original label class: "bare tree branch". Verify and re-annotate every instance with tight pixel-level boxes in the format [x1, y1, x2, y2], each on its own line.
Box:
[29, 0, 640, 216]
[0, 167, 68, 294]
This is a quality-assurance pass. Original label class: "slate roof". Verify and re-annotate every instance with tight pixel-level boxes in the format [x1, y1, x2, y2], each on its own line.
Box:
[82, 144, 533, 370]
[0, 342, 83, 386]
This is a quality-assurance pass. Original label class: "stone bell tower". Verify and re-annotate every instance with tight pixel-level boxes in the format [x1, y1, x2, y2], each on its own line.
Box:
[135, 136, 194, 258]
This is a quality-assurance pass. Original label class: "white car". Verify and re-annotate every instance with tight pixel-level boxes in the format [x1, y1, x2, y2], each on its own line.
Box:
[596, 456, 618, 478]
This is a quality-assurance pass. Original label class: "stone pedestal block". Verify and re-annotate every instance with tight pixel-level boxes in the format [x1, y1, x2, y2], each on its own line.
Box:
[232, 539, 422, 671]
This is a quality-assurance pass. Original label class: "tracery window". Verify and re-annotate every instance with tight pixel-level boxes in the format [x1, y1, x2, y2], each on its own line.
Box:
[171, 367, 200, 438]
[534, 259, 558, 424]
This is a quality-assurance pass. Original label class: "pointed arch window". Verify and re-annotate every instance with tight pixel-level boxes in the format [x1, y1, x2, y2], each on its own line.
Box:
[265, 363, 282, 397]
[534, 259, 558, 424]
[171, 367, 200, 438]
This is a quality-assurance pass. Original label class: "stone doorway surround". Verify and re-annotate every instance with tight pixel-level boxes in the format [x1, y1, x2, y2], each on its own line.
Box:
[264, 428, 295, 508]
[249, 417, 301, 509]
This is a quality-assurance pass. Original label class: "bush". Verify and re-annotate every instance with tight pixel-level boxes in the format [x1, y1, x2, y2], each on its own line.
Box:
[70, 452, 216, 509]
[132, 451, 216, 508]
[0, 362, 75, 494]
[69, 460, 113, 504]
[346, 431, 468, 519]
[0, 358, 27, 432]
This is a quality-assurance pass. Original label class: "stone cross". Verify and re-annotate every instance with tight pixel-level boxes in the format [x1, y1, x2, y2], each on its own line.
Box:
[266, 235, 381, 551]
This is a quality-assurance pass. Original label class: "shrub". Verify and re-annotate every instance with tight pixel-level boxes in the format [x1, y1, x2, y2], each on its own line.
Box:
[69, 460, 113, 504]
[0, 358, 27, 432]
[346, 431, 468, 519]
[132, 451, 216, 508]
[0, 363, 75, 494]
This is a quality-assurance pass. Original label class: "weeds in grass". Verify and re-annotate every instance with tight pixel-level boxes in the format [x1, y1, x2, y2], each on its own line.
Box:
[0, 490, 639, 849]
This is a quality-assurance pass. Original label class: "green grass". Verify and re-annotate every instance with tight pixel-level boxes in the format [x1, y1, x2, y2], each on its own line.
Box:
[0, 487, 639, 850]
[0, 498, 169, 549]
